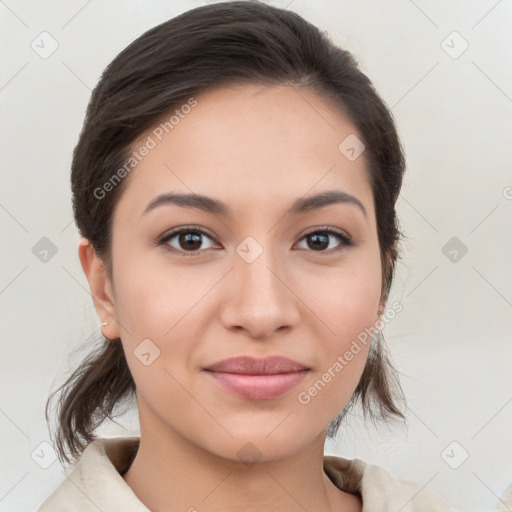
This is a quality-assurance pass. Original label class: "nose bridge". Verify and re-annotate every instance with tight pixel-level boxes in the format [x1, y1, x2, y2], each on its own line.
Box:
[237, 235, 285, 304]
[241, 241, 278, 289]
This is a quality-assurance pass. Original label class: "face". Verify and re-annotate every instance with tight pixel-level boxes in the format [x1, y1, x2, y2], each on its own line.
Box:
[83, 83, 385, 462]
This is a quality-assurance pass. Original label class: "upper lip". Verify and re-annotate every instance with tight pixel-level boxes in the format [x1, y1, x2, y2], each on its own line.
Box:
[203, 356, 310, 374]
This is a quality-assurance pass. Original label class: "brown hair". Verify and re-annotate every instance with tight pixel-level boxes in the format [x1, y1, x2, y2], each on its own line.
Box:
[46, 0, 406, 465]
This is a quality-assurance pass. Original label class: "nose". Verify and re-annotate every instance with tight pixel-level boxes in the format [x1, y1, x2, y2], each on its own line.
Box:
[219, 244, 300, 340]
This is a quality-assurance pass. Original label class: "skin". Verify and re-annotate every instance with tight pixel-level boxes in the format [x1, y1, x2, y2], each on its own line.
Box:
[79, 83, 388, 512]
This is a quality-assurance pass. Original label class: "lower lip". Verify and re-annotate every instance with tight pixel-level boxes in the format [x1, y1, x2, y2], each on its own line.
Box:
[205, 370, 309, 400]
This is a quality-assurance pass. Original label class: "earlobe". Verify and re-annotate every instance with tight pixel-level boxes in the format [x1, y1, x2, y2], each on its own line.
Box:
[78, 237, 120, 339]
[375, 301, 385, 327]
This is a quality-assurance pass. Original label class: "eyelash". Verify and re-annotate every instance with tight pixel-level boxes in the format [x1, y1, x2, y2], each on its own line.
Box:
[156, 225, 355, 257]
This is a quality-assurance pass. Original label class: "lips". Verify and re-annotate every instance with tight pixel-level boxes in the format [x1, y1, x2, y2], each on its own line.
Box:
[204, 355, 309, 374]
[203, 356, 310, 400]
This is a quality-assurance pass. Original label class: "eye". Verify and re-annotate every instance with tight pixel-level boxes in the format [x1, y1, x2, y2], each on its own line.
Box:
[157, 226, 218, 255]
[157, 225, 354, 257]
[295, 227, 354, 254]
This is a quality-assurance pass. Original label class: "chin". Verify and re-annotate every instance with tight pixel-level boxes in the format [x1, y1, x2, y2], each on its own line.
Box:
[194, 420, 320, 465]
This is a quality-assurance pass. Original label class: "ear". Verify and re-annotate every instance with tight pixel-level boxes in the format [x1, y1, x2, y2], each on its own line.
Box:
[375, 296, 386, 329]
[376, 249, 394, 321]
[78, 237, 120, 340]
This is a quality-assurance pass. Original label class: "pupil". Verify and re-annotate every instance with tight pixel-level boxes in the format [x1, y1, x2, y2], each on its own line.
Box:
[180, 232, 201, 250]
[309, 233, 328, 250]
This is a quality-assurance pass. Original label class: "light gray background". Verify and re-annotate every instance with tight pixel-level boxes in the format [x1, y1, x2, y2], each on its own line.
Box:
[1, 1, 511, 511]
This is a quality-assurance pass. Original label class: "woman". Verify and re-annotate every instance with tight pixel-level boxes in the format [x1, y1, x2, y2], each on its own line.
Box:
[39, 1, 456, 510]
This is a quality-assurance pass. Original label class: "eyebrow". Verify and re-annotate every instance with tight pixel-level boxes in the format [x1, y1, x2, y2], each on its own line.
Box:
[142, 190, 368, 220]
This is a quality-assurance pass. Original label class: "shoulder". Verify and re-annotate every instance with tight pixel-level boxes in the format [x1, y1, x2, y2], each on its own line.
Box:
[37, 437, 145, 512]
[323, 455, 457, 511]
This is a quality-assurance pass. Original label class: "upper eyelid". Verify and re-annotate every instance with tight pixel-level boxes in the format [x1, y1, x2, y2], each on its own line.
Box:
[159, 225, 217, 242]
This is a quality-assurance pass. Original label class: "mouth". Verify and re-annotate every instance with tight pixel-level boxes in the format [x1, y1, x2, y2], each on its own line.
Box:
[203, 355, 311, 400]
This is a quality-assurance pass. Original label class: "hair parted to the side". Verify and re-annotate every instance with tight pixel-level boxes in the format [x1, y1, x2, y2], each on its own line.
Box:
[45, 0, 407, 466]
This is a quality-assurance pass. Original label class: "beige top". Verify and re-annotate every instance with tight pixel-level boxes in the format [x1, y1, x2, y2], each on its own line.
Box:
[38, 436, 457, 511]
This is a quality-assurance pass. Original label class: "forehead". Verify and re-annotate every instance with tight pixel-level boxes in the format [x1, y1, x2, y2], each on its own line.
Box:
[114, 83, 374, 224]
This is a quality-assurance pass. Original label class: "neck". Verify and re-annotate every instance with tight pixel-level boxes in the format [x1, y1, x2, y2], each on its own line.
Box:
[122, 414, 361, 512]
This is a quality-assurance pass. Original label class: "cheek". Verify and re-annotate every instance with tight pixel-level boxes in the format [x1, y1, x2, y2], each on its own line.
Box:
[112, 254, 216, 384]
[113, 248, 205, 339]
[293, 249, 382, 408]
[112, 265, 205, 421]
[293, 288, 378, 426]
[301, 247, 383, 343]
